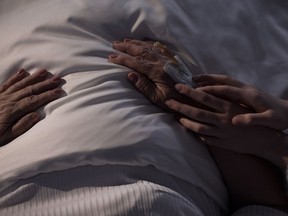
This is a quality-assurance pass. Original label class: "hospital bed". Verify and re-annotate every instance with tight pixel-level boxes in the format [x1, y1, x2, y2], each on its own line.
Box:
[0, 0, 287, 215]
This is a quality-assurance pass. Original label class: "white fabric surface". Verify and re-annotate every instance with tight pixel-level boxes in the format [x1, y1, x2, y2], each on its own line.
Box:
[0, 165, 224, 216]
[1, 0, 288, 215]
[0, 0, 228, 210]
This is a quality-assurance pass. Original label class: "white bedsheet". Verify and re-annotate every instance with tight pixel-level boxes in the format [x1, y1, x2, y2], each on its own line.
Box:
[0, 0, 228, 210]
[0, 0, 288, 214]
[0, 165, 224, 216]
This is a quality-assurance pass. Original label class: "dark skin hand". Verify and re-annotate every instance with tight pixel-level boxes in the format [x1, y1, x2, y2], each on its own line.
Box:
[0, 69, 63, 147]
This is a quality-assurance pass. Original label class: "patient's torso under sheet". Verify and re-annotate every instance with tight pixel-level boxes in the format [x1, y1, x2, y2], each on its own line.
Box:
[0, 165, 224, 216]
[0, 0, 288, 211]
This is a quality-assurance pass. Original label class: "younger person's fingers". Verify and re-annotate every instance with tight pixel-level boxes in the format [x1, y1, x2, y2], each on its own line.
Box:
[165, 99, 220, 125]
[175, 83, 227, 112]
[193, 74, 246, 87]
[197, 85, 254, 105]
[5, 69, 49, 94]
[178, 117, 218, 136]
[0, 69, 29, 93]
[232, 112, 272, 127]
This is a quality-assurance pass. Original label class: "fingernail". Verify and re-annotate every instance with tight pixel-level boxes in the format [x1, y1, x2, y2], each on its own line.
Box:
[113, 41, 121, 45]
[54, 88, 63, 94]
[175, 84, 183, 92]
[31, 113, 40, 121]
[192, 75, 201, 81]
[128, 73, 138, 84]
[232, 116, 243, 125]
[109, 54, 118, 59]
[124, 38, 132, 42]
[38, 69, 47, 76]
[52, 76, 61, 82]
[17, 69, 26, 75]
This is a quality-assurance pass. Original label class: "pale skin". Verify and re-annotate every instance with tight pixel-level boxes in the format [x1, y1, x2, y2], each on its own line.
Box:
[110, 39, 288, 213]
[0, 69, 63, 147]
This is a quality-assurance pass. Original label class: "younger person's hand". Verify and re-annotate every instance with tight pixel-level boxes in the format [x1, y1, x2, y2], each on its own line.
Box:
[193, 74, 288, 130]
[165, 83, 287, 170]
[0, 69, 63, 147]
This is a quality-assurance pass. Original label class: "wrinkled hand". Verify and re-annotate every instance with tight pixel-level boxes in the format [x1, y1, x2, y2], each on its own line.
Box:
[0, 69, 63, 147]
[109, 39, 202, 110]
[165, 83, 286, 165]
[193, 74, 288, 130]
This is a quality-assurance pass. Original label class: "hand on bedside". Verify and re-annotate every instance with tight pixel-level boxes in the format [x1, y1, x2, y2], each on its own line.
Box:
[0, 69, 63, 147]
[109, 39, 205, 111]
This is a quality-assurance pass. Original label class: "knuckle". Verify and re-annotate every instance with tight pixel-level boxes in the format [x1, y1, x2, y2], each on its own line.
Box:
[142, 46, 152, 56]
[243, 116, 252, 124]
[154, 61, 165, 69]
[14, 82, 24, 90]
[194, 111, 206, 120]
[1, 83, 9, 91]
[194, 125, 207, 134]
[221, 75, 230, 82]
[126, 44, 133, 51]
[141, 62, 155, 72]
[177, 104, 187, 113]
[199, 93, 210, 102]
[180, 85, 190, 94]
[22, 86, 34, 96]
[266, 110, 274, 118]
[134, 56, 145, 65]
[0, 103, 15, 116]
[194, 125, 205, 134]
[117, 55, 126, 63]
[220, 116, 230, 125]
[20, 119, 31, 131]
[27, 95, 38, 105]
[249, 88, 263, 100]
[144, 46, 158, 60]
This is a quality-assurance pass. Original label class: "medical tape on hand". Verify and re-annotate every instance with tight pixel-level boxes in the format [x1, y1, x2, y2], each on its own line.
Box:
[163, 55, 197, 88]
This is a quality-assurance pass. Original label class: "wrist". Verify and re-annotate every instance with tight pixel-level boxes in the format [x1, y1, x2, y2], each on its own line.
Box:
[260, 131, 288, 172]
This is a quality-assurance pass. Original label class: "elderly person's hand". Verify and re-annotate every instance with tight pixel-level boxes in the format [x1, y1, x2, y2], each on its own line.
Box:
[193, 74, 288, 130]
[166, 83, 287, 171]
[0, 69, 63, 147]
[109, 39, 202, 110]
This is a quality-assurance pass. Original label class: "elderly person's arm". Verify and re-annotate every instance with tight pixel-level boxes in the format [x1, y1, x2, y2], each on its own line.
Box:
[0, 69, 63, 147]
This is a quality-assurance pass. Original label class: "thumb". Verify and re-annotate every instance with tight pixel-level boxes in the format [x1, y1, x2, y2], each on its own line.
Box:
[232, 113, 269, 126]
[127, 72, 156, 98]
